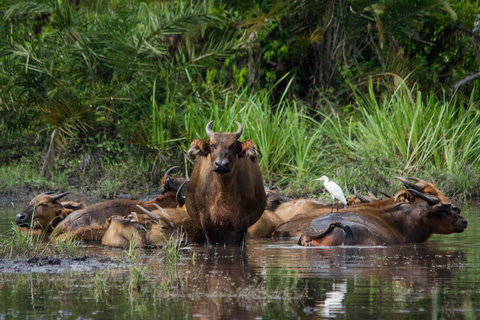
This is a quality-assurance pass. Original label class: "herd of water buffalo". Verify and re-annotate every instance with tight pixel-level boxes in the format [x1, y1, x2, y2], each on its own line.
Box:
[15, 121, 468, 248]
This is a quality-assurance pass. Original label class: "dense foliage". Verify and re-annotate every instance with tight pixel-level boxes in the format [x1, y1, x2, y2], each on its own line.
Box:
[1, 0, 479, 198]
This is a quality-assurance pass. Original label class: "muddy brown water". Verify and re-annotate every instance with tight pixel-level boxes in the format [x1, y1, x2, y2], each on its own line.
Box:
[0, 200, 479, 319]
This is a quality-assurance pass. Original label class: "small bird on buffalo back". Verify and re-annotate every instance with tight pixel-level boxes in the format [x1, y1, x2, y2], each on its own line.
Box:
[315, 176, 347, 212]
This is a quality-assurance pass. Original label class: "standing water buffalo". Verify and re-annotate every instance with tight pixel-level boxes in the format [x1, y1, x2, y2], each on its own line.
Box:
[185, 121, 266, 245]
[298, 177, 467, 246]
[15, 192, 85, 231]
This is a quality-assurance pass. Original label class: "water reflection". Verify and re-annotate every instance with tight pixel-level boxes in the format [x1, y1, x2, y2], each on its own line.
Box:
[246, 239, 470, 319]
[172, 246, 264, 320]
[317, 280, 346, 318]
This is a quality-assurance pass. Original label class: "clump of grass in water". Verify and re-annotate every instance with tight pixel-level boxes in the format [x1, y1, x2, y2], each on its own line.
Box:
[125, 236, 148, 298]
[50, 236, 80, 257]
[0, 224, 45, 258]
[164, 234, 183, 265]
[0, 224, 81, 258]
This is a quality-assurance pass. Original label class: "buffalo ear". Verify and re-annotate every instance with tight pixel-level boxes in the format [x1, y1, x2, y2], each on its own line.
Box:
[239, 140, 261, 162]
[394, 189, 414, 203]
[59, 208, 73, 219]
[187, 139, 210, 158]
[105, 217, 113, 227]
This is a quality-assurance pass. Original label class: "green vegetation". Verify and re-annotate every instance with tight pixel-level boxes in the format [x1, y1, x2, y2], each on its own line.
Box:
[1, 0, 479, 200]
[0, 223, 80, 258]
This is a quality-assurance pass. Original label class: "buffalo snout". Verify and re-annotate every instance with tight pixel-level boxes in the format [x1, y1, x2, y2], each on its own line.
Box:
[213, 158, 230, 173]
[15, 210, 31, 227]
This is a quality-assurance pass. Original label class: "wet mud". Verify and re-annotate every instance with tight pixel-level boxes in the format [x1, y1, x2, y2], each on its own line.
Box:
[0, 255, 125, 274]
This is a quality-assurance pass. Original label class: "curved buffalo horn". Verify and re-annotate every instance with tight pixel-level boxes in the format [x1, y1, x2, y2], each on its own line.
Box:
[233, 121, 243, 139]
[379, 191, 393, 199]
[135, 204, 159, 221]
[206, 120, 215, 137]
[405, 176, 427, 188]
[152, 204, 176, 227]
[394, 177, 422, 191]
[365, 185, 378, 200]
[406, 188, 440, 205]
[354, 185, 370, 203]
[51, 192, 70, 202]
[176, 180, 188, 206]
[164, 166, 179, 177]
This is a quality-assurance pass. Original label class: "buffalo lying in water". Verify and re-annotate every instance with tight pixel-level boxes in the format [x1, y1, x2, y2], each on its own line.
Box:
[298, 177, 467, 246]
[102, 188, 289, 248]
[15, 192, 85, 231]
[53, 167, 186, 241]
[101, 205, 184, 248]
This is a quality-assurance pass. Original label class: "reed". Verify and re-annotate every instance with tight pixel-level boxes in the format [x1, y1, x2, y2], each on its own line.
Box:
[164, 234, 183, 264]
[317, 81, 480, 195]
[180, 82, 329, 185]
[0, 224, 81, 258]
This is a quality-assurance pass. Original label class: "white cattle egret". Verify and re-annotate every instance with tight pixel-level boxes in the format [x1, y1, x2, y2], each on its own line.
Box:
[315, 176, 347, 212]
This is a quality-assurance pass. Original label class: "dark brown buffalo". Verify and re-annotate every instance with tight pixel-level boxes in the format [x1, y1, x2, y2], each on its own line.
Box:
[272, 191, 388, 238]
[298, 177, 467, 246]
[53, 167, 186, 241]
[159, 166, 188, 197]
[264, 188, 288, 211]
[101, 205, 183, 248]
[15, 192, 85, 231]
[185, 121, 266, 245]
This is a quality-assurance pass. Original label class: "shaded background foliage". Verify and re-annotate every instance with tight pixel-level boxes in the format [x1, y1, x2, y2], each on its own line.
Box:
[0, 0, 479, 198]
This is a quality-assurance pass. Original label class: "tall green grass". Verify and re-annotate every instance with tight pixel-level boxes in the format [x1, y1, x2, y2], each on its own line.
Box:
[179, 83, 329, 186]
[0, 224, 80, 258]
[148, 79, 480, 197]
[347, 84, 480, 172]
[2, 76, 480, 199]
[320, 81, 480, 195]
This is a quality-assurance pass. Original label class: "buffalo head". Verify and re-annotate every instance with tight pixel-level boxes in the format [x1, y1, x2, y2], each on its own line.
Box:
[395, 177, 467, 234]
[160, 166, 188, 195]
[15, 192, 75, 229]
[187, 121, 260, 174]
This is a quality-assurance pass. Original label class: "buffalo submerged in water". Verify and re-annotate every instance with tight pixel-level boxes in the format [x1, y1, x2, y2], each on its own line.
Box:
[298, 177, 467, 246]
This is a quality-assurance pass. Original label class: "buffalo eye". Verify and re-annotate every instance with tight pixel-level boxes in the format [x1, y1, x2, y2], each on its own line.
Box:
[210, 144, 216, 150]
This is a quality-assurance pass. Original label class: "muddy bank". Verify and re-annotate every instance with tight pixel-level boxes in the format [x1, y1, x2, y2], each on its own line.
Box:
[0, 255, 126, 274]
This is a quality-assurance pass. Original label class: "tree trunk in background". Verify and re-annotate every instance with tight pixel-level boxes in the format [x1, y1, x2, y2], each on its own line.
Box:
[42, 129, 57, 177]
[248, 32, 261, 93]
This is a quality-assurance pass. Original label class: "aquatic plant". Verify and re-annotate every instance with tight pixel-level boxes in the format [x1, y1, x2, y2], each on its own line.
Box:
[0, 224, 81, 258]
[164, 234, 183, 265]
[50, 236, 79, 257]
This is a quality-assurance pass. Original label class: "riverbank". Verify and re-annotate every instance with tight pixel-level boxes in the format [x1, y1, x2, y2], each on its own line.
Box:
[2, 87, 480, 204]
